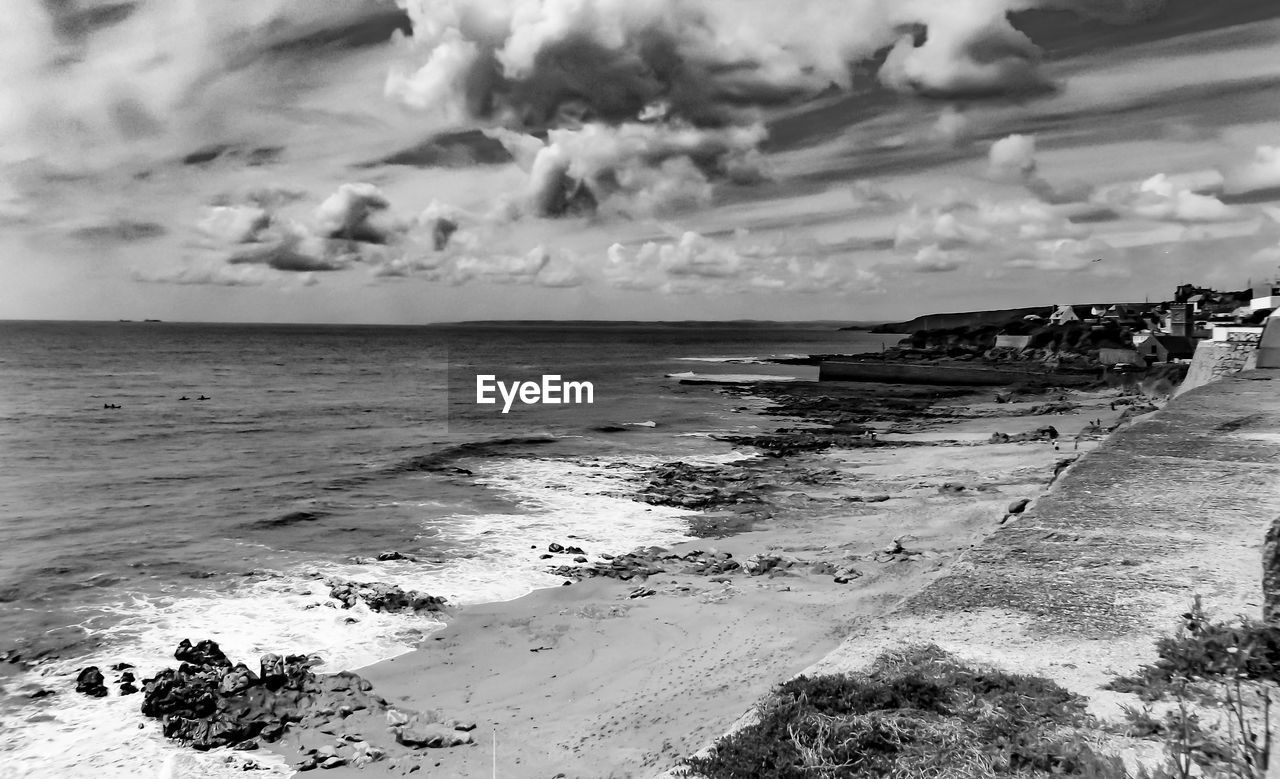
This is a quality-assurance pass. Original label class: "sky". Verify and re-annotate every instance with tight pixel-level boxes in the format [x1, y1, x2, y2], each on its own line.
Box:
[2, 0, 1280, 324]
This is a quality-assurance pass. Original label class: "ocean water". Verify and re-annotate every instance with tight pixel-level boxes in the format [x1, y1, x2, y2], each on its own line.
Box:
[0, 320, 889, 777]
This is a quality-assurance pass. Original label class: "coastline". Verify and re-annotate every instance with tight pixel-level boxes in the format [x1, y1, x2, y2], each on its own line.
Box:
[262, 378, 1133, 777]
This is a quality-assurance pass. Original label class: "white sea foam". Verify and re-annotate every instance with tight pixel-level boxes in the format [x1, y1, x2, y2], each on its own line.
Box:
[672, 354, 807, 364]
[1, 453, 698, 778]
[665, 371, 800, 383]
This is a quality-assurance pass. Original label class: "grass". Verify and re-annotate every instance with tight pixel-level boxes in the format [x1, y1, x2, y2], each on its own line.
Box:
[679, 645, 1130, 778]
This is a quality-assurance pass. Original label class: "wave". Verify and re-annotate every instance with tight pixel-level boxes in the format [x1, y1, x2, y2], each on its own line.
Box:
[0, 451, 695, 778]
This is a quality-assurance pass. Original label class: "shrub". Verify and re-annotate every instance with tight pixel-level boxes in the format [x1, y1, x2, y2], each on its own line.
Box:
[680, 644, 1126, 779]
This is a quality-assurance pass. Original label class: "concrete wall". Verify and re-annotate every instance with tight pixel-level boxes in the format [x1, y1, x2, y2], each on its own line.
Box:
[1175, 339, 1260, 396]
[994, 335, 1031, 350]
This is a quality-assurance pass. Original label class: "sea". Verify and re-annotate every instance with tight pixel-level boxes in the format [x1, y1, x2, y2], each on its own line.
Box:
[0, 320, 892, 778]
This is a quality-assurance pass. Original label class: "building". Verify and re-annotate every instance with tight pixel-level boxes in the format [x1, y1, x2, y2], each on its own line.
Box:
[993, 335, 1032, 350]
[1048, 305, 1080, 325]
[1133, 334, 1193, 363]
[1165, 303, 1194, 338]
[1252, 281, 1280, 312]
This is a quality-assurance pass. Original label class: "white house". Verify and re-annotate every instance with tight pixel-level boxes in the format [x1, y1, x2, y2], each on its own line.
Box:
[1048, 305, 1080, 325]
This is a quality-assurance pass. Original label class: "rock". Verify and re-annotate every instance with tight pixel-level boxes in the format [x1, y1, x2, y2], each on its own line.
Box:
[260, 654, 285, 686]
[326, 579, 447, 614]
[376, 551, 413, 562]
[628, 587, 656, 599]
[548, 543, 565, 553]
[564, 546, 585, 555]
[1007, 498, 1031, 515]
[743, 555, 787, 576]
[75, 666, 108, 697]
[141, 640, 390, 753]
[23, 685, 56, 699]
[395, 723, 474, 748]
[573, 556, 588, 563]
[175, 639, 232, 668]
[938, 483, 966, 494]
[1265, 516, 1280, 624]
[386, 709, 411, 727]
[120, 682, 139, 695]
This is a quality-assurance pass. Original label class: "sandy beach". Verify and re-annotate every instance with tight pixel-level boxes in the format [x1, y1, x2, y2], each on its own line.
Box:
[264, 381, 1130, 777]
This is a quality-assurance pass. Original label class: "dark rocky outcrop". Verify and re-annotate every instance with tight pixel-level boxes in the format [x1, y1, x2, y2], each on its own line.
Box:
[989, 425, 1060, 444]
[75, 666, 108, 697]
[326, 579, 447, 614]
[138, 639, 475, 759]
[548, 547, 744, 581]
[636, 462, 764, 509]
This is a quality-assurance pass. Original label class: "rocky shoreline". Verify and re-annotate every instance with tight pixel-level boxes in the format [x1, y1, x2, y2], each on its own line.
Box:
[53, 368, 1148, 777]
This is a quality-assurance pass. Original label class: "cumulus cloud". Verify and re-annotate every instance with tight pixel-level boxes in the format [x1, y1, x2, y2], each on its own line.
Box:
[491, 121, 766, 218]
[1222, 146, 1280, 198]
[988, 134, 1038, 181]
[386, 0, 867, 130]
[986, 132, 1093, 203]
[189, 182, 417, 279]
[314, 183, 408, 244]
[880, 0, 1047, 98]
[1096, 173, 1239, 223]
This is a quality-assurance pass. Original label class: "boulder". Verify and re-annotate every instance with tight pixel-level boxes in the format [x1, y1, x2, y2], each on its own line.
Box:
[175, 639, 231, 668]
[326, 579, 447, 614]
[395, 723, 474, 748]
[140, 640, 389, 752]
[75, 666, 108, 697]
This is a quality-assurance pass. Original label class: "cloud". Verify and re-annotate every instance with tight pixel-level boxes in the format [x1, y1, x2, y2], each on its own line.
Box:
[67, 217, 167, 243]
[386, 0, 867, 130]
[1096, 173, 1238, 223]
[314, 183, 406, 244]
[135, 260, 276, 287]
[198, 206, 271, 244]
[932, 106, 972, 146]
[492, 121, 766, 219]
[1222, 146, 1280, 198]
[604, 229, 885, 294]
[988, 133, 1038, 181]
[1003, 237, 1116, 272]
[911, 244, 965, 273]
[880, 0, 1048, 98]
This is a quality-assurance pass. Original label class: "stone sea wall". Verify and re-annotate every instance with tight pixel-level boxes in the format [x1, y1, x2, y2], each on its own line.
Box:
[1176, 335, 1261, 396]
